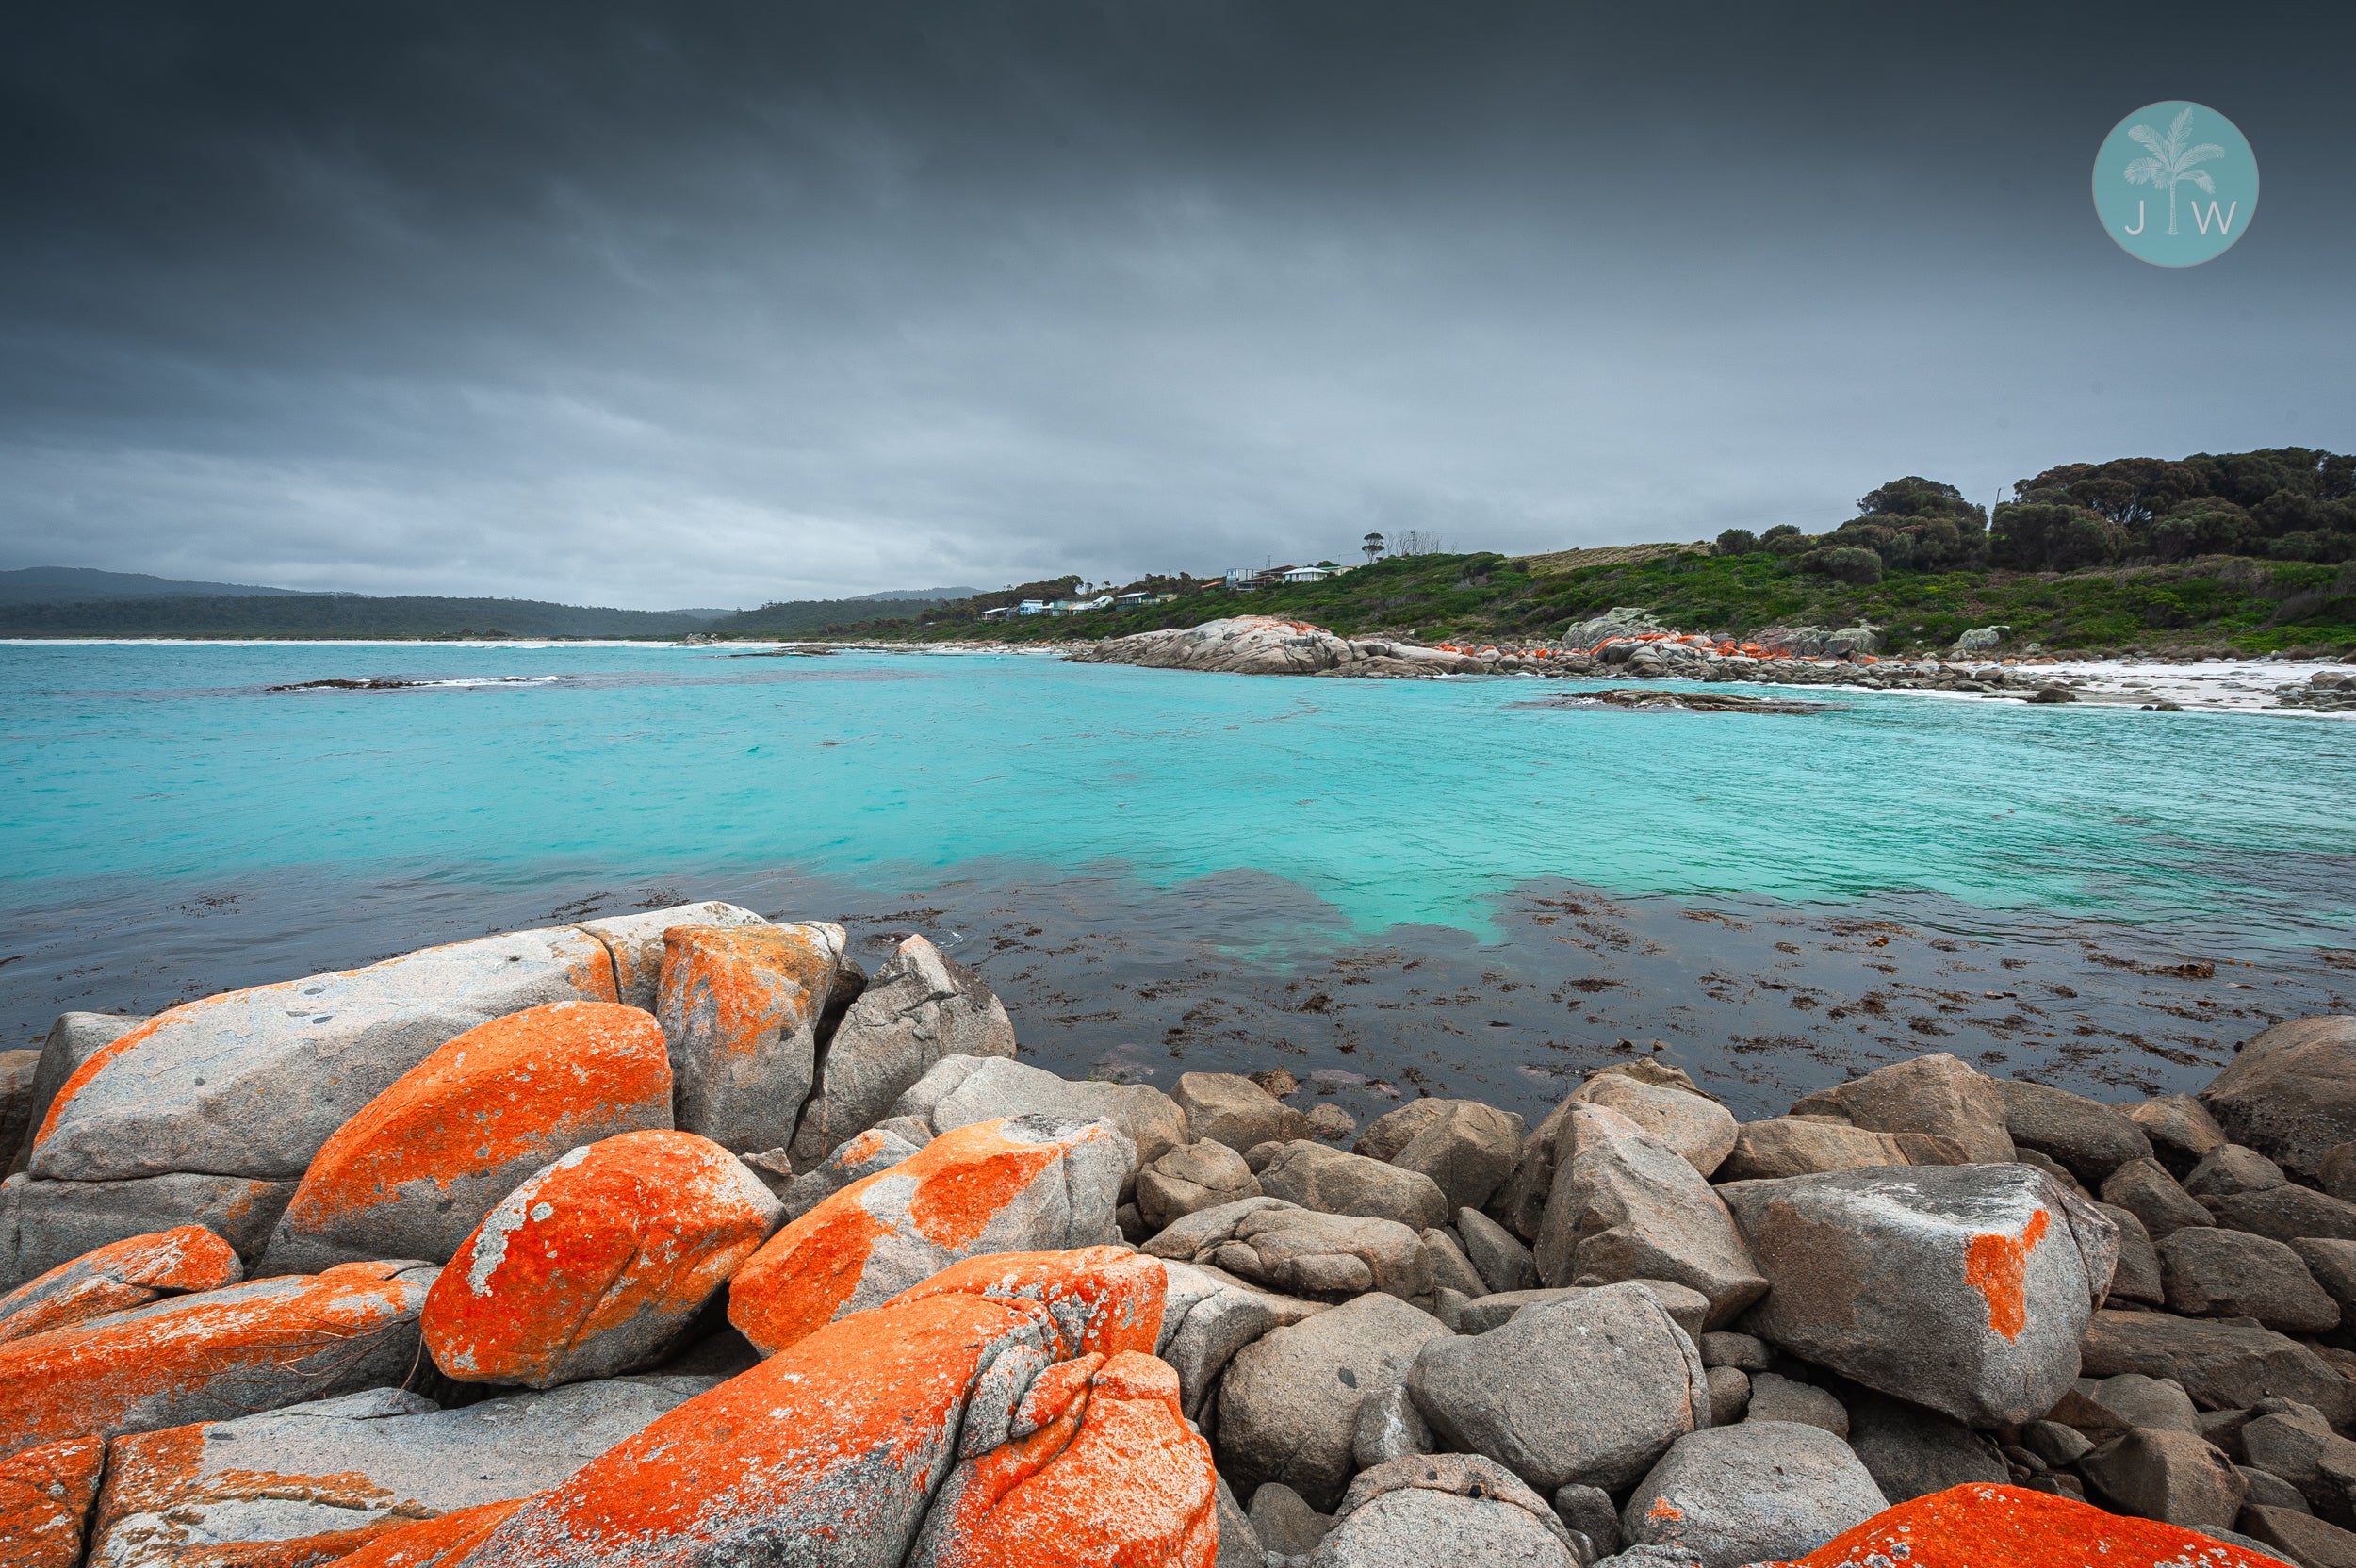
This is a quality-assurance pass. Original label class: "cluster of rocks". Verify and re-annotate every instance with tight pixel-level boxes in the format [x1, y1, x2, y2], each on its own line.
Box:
[2277, 671, 2356, 713]
[1064, 614, 2089, 701]
[1, 904, 2348, 1568]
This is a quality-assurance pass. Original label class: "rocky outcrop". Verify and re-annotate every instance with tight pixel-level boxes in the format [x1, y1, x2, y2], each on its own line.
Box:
[1141, 1196, 1431, 1300]
[1355, 1099, 1527, 1213]
[1786, 1054, 2015, 1164]
[786, 934, 1016, 1166]
[1138, 1138, 1262, 1228]
[1571, 1073, 1736, 1179]
[0, 1223, 239, 1344]
[0, 1267, 430, 1460]
[424, 1128, 780, 1386]
[728, 1113, 1131, 1354]
[659, 920, 845, 1152]
[1174, 1070, 1312, 1152]
[1256, 1139, 1452, 1232]
[259, 999, 675, 1275]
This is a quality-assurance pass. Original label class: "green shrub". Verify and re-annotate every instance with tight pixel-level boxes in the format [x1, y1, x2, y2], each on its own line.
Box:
[1715, 529, 1759, 555]
[1798, 546, 1884, 585]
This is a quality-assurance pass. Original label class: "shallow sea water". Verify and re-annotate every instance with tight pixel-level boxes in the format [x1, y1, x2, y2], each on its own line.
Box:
[5, 642, 2351, 1123]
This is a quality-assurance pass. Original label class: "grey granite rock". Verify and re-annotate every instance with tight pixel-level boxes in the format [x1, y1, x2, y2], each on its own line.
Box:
[1458, 1206, 1538, 1294]
[1786, 1053, 2015, 1164]
[1258, 1140, 1451, 1232]
[2079, 1427, 2250, 1528]
[1137, 1138, 1261, 1230]
[2102, 1158, 2217, 1240]
[1994, 1078, 2152, 1186]
[2200, 1016, 2356, 1183]
[2161, 1227, 2340, 1333]
[1173, 1071, 1310, 1152]
[1619, 1422, 1886, 1568]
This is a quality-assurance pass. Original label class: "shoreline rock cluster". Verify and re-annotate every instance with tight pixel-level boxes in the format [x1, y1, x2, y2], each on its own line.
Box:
[3, 905, 2352, 1567]
[1066, 614, 2096, 698]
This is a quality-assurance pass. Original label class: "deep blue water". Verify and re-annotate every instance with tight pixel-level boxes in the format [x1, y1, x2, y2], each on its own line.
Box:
[4, 642, 2351, 1120]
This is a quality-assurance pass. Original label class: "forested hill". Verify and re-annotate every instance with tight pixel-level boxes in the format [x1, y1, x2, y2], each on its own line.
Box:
[0, 594, 717, 640]
[835, 449, 2356, 657]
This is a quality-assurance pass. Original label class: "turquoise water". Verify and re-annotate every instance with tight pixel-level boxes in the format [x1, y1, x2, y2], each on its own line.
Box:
[6, 641, 2353, 942]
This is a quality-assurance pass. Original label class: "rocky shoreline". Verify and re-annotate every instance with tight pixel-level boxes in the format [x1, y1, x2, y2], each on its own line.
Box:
[3, 903, 2354, 1565]
[1058, 616, 2356, 715]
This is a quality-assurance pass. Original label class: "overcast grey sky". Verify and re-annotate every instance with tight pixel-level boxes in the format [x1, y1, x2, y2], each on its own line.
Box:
[2, 3, 2350, 608]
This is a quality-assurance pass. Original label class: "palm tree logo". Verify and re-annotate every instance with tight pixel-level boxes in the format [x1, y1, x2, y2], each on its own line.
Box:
[2122, 106, 2224, 236]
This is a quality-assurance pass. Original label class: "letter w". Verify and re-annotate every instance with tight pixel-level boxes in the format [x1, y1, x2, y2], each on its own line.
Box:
[2191, 200, 2238, 236]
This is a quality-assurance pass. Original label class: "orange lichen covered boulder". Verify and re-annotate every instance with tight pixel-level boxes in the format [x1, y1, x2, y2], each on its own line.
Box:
[0, 1224, 241, 1345]
[0, 1272, 426, 1462]
[26, 925, 619, 1185]
[463, 1290, 1071, 1567]
[907, 1349, 1218, 1568]
[657, 922, 845, 1153]
[423, 1128, 781, 1386]
[464, 1250, 1190, 1568]
[727, 1113, 1133, 1356]
[260, 1000, 674, 1275]
[321, 1499, 526, 1568]
[1759, 1482, 2290, 1568]
[0, 1434, 106, 1568]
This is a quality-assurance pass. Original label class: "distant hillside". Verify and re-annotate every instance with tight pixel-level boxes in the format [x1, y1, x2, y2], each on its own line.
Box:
[695, 594, 972, 639]
[0, 566, 315, 604]
[854, 450, 2356, 658]
[847, 586, 980, 601]
[0, 595, 717, 640]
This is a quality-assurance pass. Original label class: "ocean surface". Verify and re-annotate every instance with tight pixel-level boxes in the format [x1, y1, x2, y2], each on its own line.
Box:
[5, 641, 2352, 1123]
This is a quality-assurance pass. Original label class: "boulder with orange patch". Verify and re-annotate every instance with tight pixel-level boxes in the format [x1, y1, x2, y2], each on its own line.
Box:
[727, 1113, 1131, 1357]
[1719, 1164, 2119, 1425]
[6, 1012, 141, 1179]
[81, 1378, 710, 1568]
[0, 1224, 241, 1345]
[906, 1349, 1217, 1568]
[656, 922, 845, 1153]
[3, 1168, 294, 1288]
[0, 1433, 106, 1568]
[259, 1000, 675, 1275]
[423, 1128, 781, 1386]
[1756, 1481, 2293, 1568]
[576, 900, 770, 1011]
[0, 1270, 427, 1462]
[25, 925, 621, 1185]
[465, 1249, 1189, 1568]
[319, 1498, 525, 1568]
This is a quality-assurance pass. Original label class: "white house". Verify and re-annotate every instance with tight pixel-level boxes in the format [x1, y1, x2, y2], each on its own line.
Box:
[1279, 564, 1333, 583]
[1016, 599, 1049, 615]
[1114, 591, 1153, 606]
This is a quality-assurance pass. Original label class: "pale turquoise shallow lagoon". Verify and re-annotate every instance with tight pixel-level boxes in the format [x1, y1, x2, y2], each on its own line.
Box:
[4, 642, 2350, 1119]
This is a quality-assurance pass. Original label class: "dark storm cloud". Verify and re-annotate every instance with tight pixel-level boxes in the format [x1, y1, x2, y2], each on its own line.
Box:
[2, 2, 2350, 606]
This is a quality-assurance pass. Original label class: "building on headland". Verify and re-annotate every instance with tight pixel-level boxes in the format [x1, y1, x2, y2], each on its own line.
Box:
[980, 604, 1015, 620]
[1278, 564, 1333, 583]
[1016, 599, 1050, 615]
[1114, 591, 1153, 607]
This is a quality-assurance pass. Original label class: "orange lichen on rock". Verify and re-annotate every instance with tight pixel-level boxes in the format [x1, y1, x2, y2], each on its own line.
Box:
[321, 1498, 526, 1568]
[264, 1000, 673, 1272]
[910, 1349, 1218, 1568]
[0, 1224, 242, 1345]
[464, 1291, 1065, 1567]
[0, 1273, 427, 1462]
[728, 1115, 1132, 1357]
[886, 1247, 1167, 1361]
[1759, 1482, 2287, 1568]
[422, 1128, 780, 1387]
[0, 1434, 106, 1568]
[1963, 1209, 2051, 1342]
[655, 921, 843, 1152]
